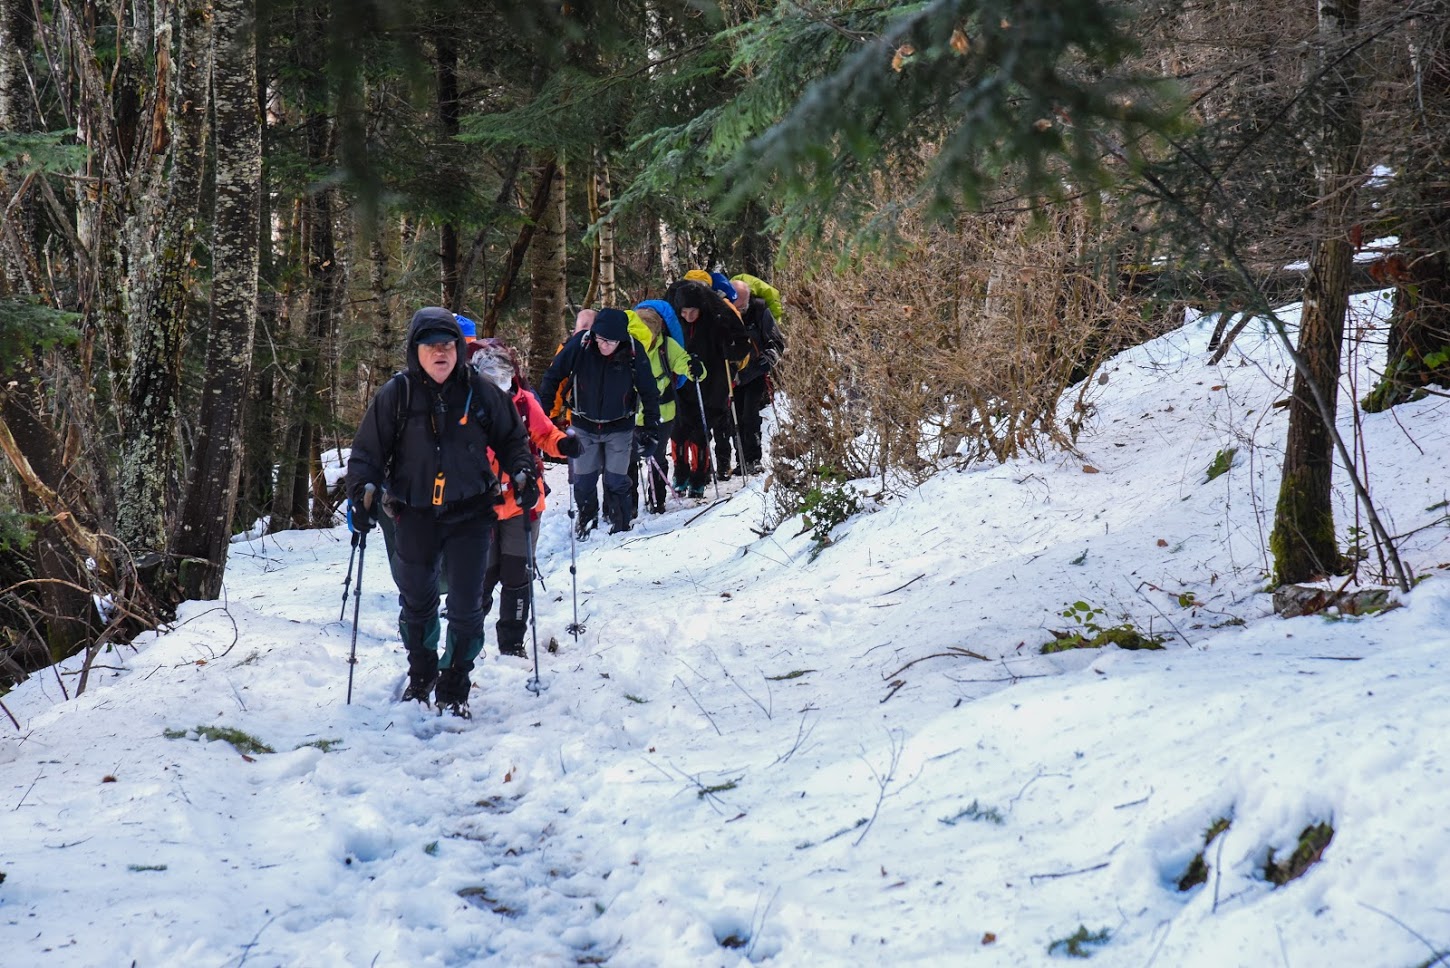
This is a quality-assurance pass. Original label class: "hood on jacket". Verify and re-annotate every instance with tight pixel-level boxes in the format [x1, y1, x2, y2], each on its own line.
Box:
[671, 280, 713, 312]
[635, 300, 689, 390]
[406, 307, 466, 381]
[626, 310, 655, 349]
[636, 299, 680, 335]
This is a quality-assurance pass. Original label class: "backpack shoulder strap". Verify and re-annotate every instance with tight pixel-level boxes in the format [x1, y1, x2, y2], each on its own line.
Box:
[385, 371, 411, 472]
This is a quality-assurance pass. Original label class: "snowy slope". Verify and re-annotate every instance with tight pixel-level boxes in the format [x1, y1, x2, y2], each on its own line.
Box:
[2, 289, 1448, 967]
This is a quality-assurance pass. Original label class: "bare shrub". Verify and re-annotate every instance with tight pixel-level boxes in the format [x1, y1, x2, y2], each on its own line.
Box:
[768, 202, 1165, 513]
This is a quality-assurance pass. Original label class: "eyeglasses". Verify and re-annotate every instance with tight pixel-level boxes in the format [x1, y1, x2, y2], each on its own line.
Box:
[595, 337, 620, 347]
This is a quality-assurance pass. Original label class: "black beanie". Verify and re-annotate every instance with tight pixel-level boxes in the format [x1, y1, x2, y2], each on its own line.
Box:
[592, 308, 630, 343]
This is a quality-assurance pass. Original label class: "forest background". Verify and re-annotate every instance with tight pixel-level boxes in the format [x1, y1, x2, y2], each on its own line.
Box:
[0, 0, 1447, 684]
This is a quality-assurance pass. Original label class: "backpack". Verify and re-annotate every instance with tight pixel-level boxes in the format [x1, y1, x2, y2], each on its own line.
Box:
[731, 273, 784, 327]
[635, 299, 688, 390]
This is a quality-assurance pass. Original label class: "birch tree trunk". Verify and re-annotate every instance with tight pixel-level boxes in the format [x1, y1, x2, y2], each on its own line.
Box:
[115, 4, 214, 575]
[528, 156, 568, 387]
[1270, 0, 1363, 584]
[172, 0, 262, 600]
[593, 150, 620, 306]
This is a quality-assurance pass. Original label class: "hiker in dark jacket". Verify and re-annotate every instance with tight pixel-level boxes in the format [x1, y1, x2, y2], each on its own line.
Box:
[346, 307, 536, 716]
[536, 308, 662, 537]
[664, 275, 751, 496]
[729, 279, 785, 475]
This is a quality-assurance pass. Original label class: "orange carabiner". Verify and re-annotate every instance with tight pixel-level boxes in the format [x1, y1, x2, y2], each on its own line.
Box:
[432, 472, 445, 506]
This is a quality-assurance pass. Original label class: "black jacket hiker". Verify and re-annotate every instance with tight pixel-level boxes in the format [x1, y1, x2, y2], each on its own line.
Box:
[346, 307, 534, 711]
[535, 309, 661, 535]
[536, 327, 662, 435]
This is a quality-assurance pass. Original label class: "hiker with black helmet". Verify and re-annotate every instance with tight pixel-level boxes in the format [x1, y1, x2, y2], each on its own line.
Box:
[536, 307, 662, 537]
[346, 307, 537, 716]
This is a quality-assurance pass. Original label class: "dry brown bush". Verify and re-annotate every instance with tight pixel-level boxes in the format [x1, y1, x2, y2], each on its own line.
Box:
[766, 202, 1169, 514]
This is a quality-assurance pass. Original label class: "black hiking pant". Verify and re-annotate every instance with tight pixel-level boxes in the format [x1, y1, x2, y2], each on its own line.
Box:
[393, 502, 493, 642]
[732, 378, 768, 467]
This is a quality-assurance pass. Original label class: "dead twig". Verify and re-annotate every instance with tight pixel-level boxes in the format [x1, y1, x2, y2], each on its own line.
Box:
[1357, 901, 1449, 966]
[1029, 861, 1110, 883]
[853, 729, 906, 847]
[673, 676, 721, 736]
[15, 768, 43, 810]
[879, 574, 926, 596]
[771, 710, 818, 767]
[884, 646, 989, 680]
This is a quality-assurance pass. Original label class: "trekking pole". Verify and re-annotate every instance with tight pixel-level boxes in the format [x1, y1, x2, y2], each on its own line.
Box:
[723, 355, 747, 480]
[346, 483, 376, 705]
[647, 454, 671, 508]
[564, 456, 586, 640]
[694, 380, 720, 500]
[521, 508, 545, 696]
[339, 532, 359, 622]
[641, 448, 659, 513]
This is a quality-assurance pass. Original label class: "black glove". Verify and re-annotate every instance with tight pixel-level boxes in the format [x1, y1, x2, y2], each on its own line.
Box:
[686, 355, 706, 381]
[347, 495, 373, 534]
[513, 471, 541, 510]
[636, 427, 659, 454]
[556, 435, 582, 458]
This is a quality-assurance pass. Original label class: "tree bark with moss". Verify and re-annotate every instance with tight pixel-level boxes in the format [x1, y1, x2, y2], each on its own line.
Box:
[171, 0, 262, 601]
[1270, 0, 1364, 585]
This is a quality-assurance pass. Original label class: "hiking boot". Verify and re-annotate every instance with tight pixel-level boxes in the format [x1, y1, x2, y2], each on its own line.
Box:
[399, 620, 440, 704]
[575, 515, 596, 541]
[672, 481, 688, 496]
[434, 665, 472, 712]
[402, 663, 437, 704]
[688, 485, 706, 499]
[498, 642, 527, 658]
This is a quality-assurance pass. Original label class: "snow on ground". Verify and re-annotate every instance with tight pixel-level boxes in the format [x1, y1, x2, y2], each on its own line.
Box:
[2, 289, 1448, 967]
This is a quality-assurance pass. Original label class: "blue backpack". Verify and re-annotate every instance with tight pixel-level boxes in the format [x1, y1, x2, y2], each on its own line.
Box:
[635, 299, 687, 388]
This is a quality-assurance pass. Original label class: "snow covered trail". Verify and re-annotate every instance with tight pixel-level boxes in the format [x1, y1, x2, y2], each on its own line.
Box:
[4, 291, 1450, 966]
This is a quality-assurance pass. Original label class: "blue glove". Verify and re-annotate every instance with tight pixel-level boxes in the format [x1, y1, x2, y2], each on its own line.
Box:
[347, 495, 373, 534]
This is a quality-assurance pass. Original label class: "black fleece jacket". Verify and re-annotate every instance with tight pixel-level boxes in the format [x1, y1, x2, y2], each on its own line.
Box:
[347, 308, 532, 511]
[536, 330, 661, 433]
